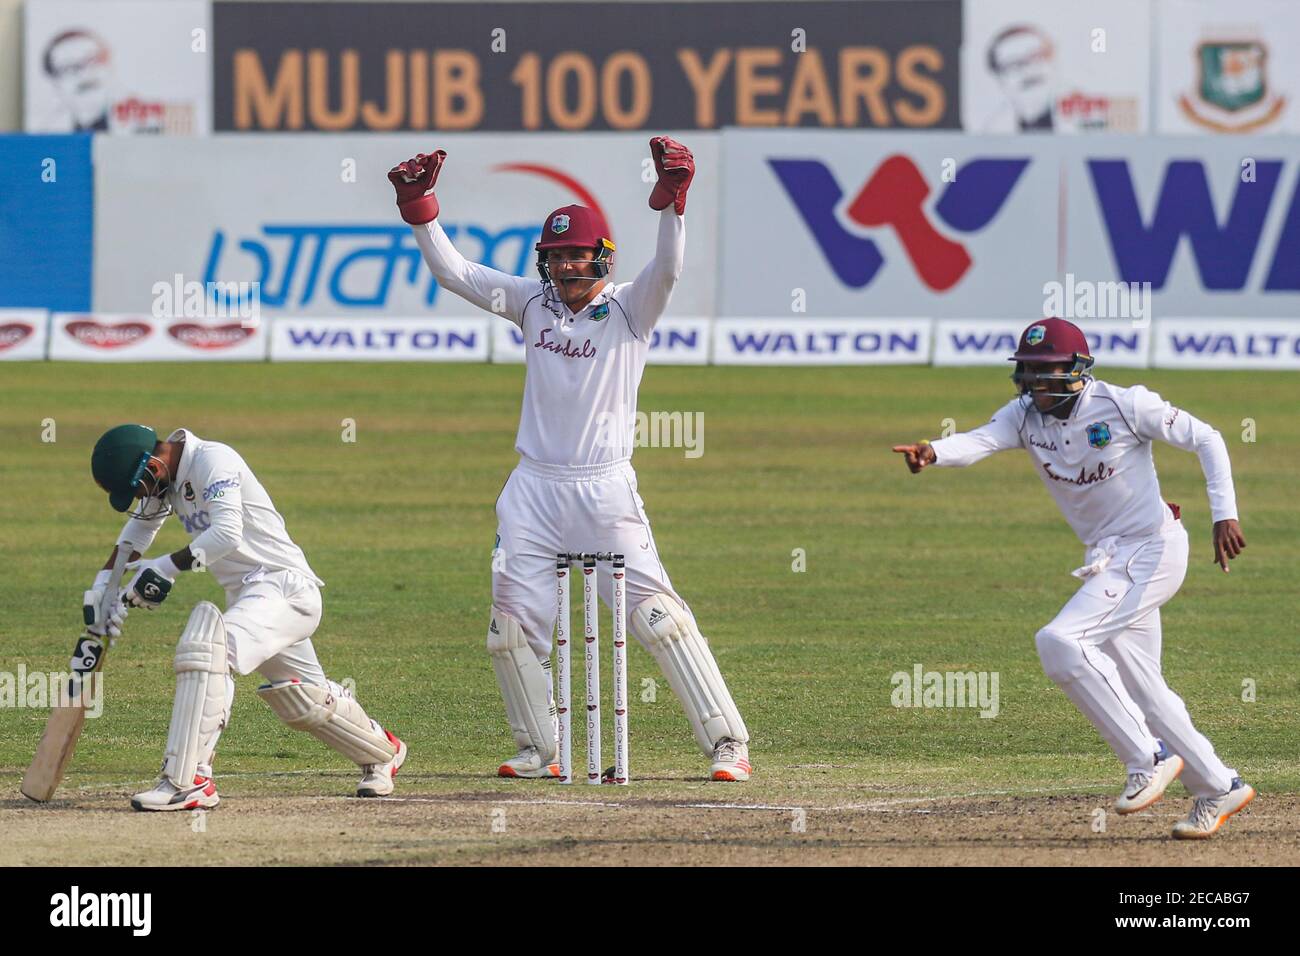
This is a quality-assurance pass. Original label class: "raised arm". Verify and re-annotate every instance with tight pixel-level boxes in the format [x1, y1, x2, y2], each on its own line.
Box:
[390, 149, 535, 327]
[619, 137, 694, 338]
[1131, 386, 1245, 571]
[619, 209, 685, 337]
[411, 220, 535, 327]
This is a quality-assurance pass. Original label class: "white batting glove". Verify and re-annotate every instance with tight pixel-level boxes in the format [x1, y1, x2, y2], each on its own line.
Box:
[84, 579, 129, 638]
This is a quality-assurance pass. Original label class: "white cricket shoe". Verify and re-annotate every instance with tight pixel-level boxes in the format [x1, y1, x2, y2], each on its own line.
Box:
[131, 774, 220, 812]
[1115, 740, 1184, 814]
[357, 729, 407, 798]
[710, 738, 752, 782]
[497, 745, 560, 779]
[1172, 777, 1255, 840]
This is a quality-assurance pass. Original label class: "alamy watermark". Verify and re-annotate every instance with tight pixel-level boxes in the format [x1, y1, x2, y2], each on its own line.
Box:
[0, 665, 103, 718]
[595, 410, 704, 459]
[1042, 273, 1152, 328]
[49, 886, 151, 936]
[151, 273, 262, 328]
[891, 664, 999, 718]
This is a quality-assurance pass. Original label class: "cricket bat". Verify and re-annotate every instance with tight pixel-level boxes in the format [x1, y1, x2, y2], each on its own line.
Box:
[21, 543, 134, 802]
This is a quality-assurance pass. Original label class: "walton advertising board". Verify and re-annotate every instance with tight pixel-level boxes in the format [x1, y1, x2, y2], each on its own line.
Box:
[1064, 136, 1300, 319]
[93, 132, 718, 319]
[719, 130, 1059, 319]
[720, 130, 1300, 331]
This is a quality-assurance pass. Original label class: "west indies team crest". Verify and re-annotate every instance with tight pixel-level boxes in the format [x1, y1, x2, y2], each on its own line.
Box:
[1086, 422, 1112, 449]
[551, 214, 570, 235]
[1026, 325, 1046, 345]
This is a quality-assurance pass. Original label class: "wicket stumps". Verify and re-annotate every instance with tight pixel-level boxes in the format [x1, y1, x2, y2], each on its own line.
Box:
[555, 552, 628, 785]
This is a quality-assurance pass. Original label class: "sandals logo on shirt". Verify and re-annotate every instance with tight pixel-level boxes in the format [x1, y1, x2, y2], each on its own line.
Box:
[1086, 422, 1112, 449]
[533, 327, 596, 359]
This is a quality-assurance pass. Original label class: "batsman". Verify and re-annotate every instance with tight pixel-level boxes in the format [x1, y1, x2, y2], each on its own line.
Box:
[88, 425, 406, 810]
[389, 138, 752, 781]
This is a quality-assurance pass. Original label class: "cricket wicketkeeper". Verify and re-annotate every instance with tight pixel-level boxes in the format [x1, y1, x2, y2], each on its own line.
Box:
[89, 424, 406, 810]
[388, 138, 752, 781]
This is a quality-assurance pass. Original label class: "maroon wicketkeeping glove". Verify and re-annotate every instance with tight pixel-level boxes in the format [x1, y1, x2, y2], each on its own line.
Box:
[648, 136, 694, 215]
[387, 150, 447, 225]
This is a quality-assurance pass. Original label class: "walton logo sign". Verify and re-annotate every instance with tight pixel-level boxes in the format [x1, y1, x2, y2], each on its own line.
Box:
[1088, 159, 1300, 291]
[770, 154, 1030, 291]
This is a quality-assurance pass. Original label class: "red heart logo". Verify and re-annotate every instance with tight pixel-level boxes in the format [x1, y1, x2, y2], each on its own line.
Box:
[168, 323, 254, 350]
[0, 323, 34, 351]
[64, 319, 152, 348]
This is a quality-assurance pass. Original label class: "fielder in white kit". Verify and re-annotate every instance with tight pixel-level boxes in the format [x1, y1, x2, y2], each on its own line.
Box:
[389, 137, 752, 781]
[88, 424, 406, 810]
[893, 319, 1253, 839]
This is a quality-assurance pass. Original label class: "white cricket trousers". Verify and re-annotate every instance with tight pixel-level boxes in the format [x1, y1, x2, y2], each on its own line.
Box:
[1034, 507, 1237, 797]
[493, 456, 689, 658]
[222, 568, 328, 683]
[193, 569, 342, 774]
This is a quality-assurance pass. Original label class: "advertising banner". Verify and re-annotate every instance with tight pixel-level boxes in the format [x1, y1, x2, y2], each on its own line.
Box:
[25, 0, 210, 134]
[962, 0, 1149, 133]
[491, 317, 711, 364]
[213, 0, 960, 133]
[1152, 318, 1300, 369]
[94, 133, 718, 319]
[712, 318, 931, 365]
[0, 310, 49, 361]
[1065, 136, 1300, 318]
[723, 130, 1300, 322]
[934, 319, 1150, 366]
[719, 130, 1058, 319]
[49, 313, 266, 361]
[0, 134, 93, 311]
[1155, 0, 1300, 134]
[270, 316, 489, 361]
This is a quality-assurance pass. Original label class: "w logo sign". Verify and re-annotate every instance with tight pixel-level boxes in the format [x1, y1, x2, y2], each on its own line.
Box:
[770, 155, 1029, 291]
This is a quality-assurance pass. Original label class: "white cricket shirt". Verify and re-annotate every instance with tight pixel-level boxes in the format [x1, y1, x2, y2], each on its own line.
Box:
[413, 209, 685, 467]
[116, 429, 323, 592]
[929, 380, 1239, 547]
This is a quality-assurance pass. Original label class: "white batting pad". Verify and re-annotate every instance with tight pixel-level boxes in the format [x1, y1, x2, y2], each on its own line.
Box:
[487, 606, 557, 761]
[163, 601, 230, 786]
[257, 679, 396, 767]
[630, 594, 749, 755]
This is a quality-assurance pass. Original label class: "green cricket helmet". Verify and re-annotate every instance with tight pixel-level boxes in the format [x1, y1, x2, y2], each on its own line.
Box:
[91, 424, 162, 513]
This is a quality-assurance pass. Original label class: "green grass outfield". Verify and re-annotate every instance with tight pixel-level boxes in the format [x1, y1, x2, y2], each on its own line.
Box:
[1, 362, 1296, 800]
